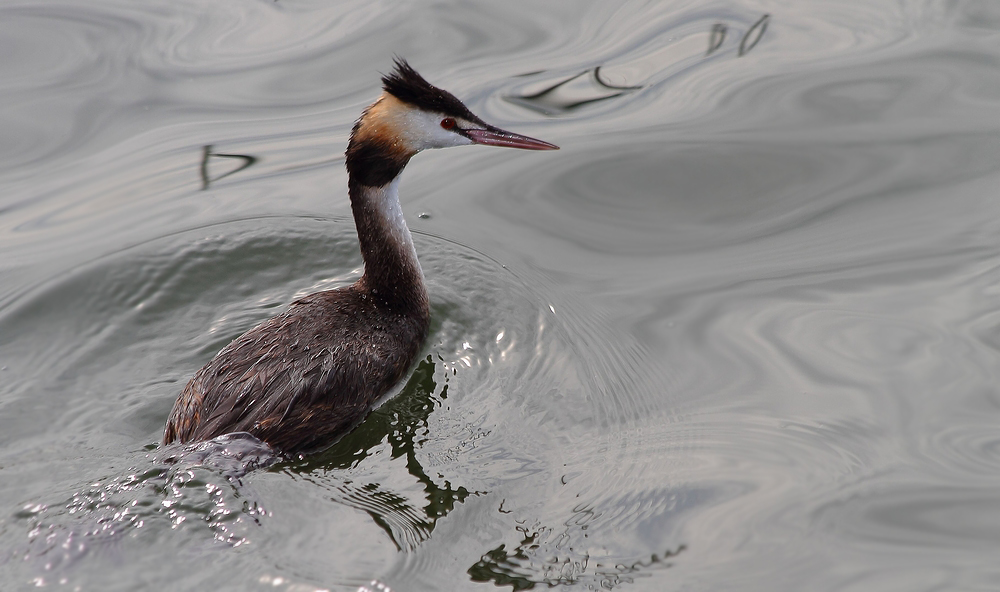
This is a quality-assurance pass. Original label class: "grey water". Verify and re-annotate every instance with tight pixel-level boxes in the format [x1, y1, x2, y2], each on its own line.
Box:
[2, 0, 1000, 590]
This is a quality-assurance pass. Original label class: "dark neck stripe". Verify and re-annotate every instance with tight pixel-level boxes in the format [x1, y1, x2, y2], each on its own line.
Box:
[345, 135, 411, 188]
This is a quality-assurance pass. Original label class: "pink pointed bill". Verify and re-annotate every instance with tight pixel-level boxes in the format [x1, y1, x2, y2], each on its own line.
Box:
[466, 128, 559, 150]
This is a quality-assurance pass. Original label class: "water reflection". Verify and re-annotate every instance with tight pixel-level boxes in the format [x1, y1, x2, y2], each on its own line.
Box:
[507, 11, 770, 116]
[12, 356, 465, 577]
[199, 145, 258, 190]
[468, 521, 685, 590]
[707, 14, 769, 57]
[285, 356, 475, 551]
[739, 14, 770, 57]
[707, 24, 727, 56]
[5, 0, 1000, 589]
[505, 68, 642, 115]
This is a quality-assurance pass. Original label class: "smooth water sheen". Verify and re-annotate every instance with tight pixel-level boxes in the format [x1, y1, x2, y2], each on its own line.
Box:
[3, 0, 1000, 590]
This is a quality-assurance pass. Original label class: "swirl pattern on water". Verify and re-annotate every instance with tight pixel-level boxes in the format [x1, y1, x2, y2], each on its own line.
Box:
[3, 0, 1000, 590]
[0, 215, 672, 586]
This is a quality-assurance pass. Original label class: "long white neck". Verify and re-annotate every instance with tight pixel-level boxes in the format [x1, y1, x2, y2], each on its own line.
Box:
[372, 176, 421, 274]
[349, 175, 427, 313]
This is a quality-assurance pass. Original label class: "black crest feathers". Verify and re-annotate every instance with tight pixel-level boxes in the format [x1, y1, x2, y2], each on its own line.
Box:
[381, 58, 481, 123]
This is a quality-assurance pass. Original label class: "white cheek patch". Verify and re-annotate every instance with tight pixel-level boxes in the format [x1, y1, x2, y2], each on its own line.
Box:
[398, 109, 474, 151]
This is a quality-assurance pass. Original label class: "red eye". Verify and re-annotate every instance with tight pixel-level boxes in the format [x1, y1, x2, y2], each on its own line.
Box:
[440, 117, 456, 130]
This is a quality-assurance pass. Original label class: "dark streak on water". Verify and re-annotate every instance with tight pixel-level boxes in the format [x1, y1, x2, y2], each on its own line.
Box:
[3, 0, 1000, 591]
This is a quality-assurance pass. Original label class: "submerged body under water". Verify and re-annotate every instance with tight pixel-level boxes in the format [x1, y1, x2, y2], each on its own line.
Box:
[3, 0, 1000, 590]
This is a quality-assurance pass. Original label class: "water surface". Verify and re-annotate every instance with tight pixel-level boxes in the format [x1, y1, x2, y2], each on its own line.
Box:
[3, 0, 1000, 590]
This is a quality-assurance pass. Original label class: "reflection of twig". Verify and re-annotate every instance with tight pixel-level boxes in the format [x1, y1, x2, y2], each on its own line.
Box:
[592, 66, 641, 91]
[200, 145, 210, 189]
[739, 14, 770, 56]
[518, 70, 588, 100]
[200, 144, 258, 190]
[506, 67, 642, 114]
[707, 23, 727, 56]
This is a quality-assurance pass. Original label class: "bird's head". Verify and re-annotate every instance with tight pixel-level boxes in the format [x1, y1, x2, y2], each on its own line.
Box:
[347, 59, 557, 186]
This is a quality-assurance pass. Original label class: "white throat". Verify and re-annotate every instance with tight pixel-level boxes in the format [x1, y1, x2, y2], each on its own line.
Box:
[371, 176, 422, 277]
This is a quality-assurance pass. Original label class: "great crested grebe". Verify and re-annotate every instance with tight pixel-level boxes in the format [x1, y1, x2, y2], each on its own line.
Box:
[163, 60, 557, 455]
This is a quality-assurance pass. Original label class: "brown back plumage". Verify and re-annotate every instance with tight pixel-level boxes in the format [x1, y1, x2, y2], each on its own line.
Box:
[163, 287, 428, 454]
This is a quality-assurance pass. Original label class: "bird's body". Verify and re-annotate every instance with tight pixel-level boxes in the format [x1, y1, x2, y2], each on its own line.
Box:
[163, 60, 556, 455]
